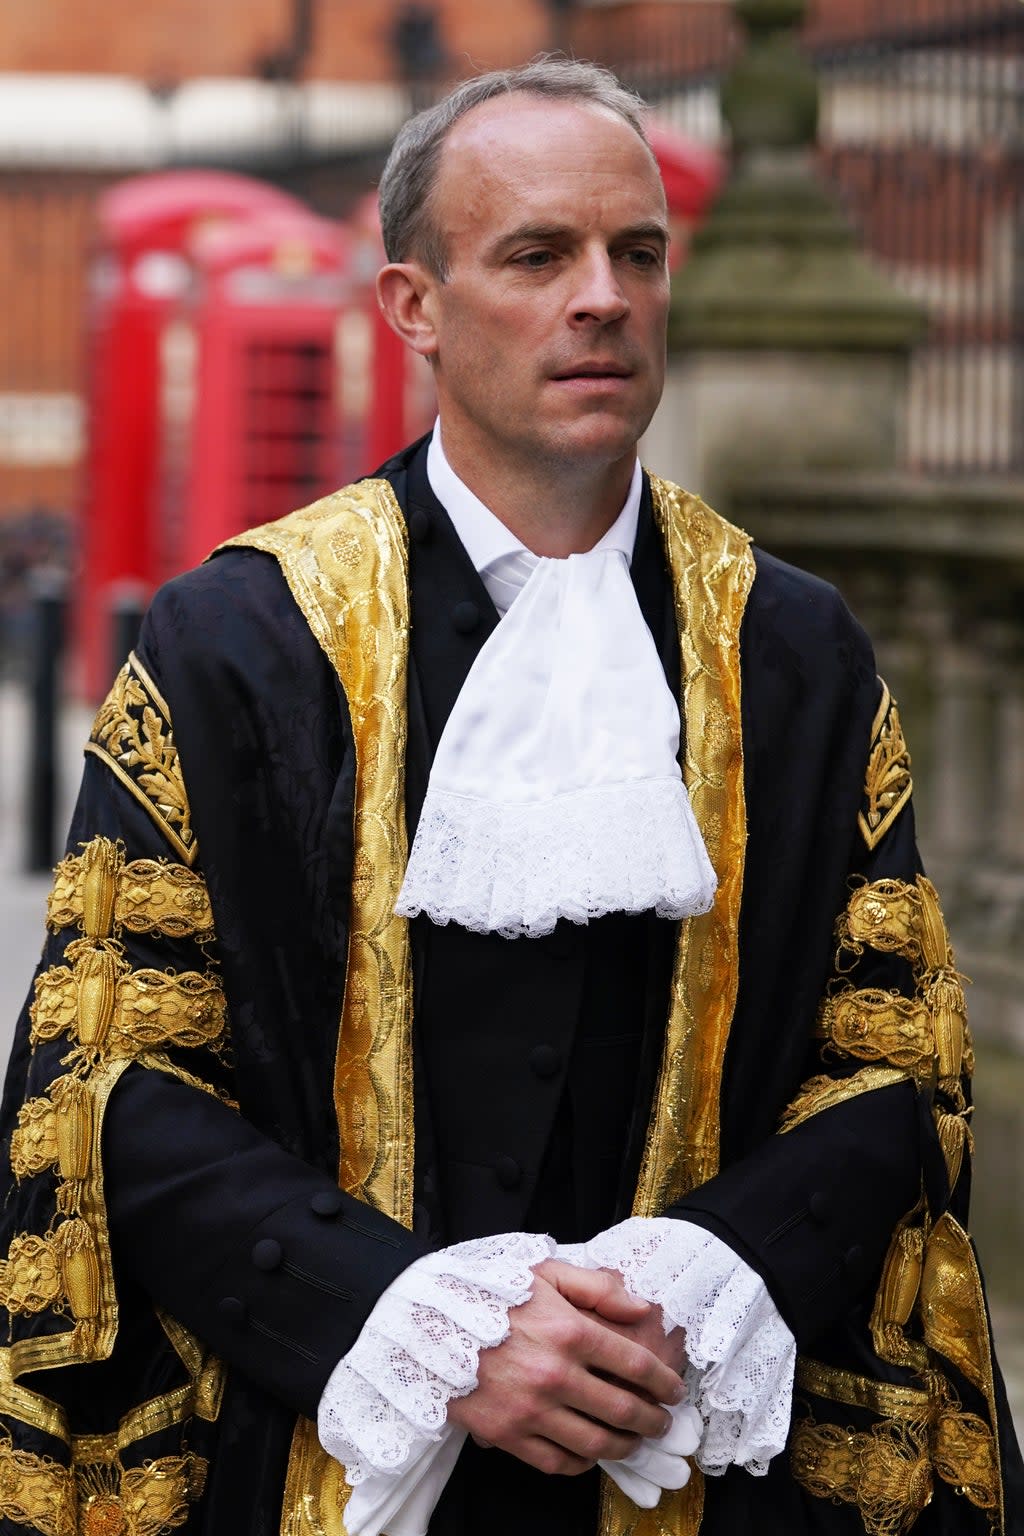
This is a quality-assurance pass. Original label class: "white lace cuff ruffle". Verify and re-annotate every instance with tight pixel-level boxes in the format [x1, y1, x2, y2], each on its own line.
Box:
[584, 1218, 796, 1476]
[317, 1231, 554, 1485]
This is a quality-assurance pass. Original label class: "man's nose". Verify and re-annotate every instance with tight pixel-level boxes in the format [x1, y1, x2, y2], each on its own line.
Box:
[568, 252, 630, 325]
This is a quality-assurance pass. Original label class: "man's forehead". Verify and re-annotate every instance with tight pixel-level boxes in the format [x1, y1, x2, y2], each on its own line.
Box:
[442, 92, 657, 179]
[435, 94, 665, 221]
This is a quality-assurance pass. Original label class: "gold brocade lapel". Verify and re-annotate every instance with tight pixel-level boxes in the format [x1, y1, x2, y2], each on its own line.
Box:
[224, 472, 755, 1536]
[221, 480, 415, 1536]
[598, 479, 755, 1536]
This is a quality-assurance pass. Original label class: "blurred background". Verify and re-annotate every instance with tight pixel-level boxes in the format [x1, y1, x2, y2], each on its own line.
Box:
[0, 0, 1021, 1426]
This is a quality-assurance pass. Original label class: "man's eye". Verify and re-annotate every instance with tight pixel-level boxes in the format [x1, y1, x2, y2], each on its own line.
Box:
[624, 248, 660, 268]
[514, 250, 554, 269]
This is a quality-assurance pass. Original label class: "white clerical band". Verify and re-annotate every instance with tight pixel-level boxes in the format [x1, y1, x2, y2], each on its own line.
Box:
[395, 445, 717, 938]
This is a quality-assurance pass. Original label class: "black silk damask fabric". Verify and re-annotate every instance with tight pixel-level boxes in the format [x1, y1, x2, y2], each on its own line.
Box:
[0, 439, 1019, 1536]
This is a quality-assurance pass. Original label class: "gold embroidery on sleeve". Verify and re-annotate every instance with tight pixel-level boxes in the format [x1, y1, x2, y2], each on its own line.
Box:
[817, 989, 935, 1073]
[48, 838, 214, 942]
[85, 655, 196, 866]
[858, 681, 913, 851]
[30, 954, 226, 1061]
[779, 1066, 909, 1132]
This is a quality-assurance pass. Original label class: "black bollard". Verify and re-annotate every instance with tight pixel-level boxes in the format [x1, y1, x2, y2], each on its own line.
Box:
[109, 580, 148, 681]
[26, 567, 67, 873]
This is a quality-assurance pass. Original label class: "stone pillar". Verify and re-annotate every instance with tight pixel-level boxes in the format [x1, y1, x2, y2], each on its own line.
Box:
[646, 0, 926, 507]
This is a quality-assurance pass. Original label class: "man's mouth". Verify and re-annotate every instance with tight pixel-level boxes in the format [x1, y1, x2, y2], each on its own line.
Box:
[550, 363, 633, 381]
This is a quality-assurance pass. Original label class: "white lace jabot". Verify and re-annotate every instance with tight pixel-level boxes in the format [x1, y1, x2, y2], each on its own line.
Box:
[394, 427, 718, 939]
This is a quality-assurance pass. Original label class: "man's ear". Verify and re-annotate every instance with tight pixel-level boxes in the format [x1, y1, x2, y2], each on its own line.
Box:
[377, 262, 440, 359]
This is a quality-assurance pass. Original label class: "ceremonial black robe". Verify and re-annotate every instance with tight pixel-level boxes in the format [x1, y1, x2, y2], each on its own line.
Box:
[0, 438, 1019, 1536]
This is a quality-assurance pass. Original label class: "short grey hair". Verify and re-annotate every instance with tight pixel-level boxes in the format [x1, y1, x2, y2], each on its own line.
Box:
[378, 56, 651, 278]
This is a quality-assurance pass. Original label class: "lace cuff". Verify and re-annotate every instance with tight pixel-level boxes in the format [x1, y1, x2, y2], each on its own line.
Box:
[316, 1232, 554, 1485]
[585, 1218, 796, 1476]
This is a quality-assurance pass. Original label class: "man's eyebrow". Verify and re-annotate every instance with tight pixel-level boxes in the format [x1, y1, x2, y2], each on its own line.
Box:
[489, 220, 670, 257]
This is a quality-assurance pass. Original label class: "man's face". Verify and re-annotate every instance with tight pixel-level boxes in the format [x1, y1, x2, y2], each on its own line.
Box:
[417, 94, 670, 478]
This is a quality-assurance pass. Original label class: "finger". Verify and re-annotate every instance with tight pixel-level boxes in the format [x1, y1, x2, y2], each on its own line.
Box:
[536, 1260, 651, 1323]
[585, 1324, 685, 1407]
[565, 1367, 673, 1441]
[537, 1406, 641, 1466]
[508, 1434, 596, 1478]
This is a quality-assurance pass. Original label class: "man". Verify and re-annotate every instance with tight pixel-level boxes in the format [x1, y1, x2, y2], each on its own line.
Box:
[0, 57, 1020, 1536]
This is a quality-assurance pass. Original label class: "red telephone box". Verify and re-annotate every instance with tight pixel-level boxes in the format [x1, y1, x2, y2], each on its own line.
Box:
[79, 170, 305, 696]
[159, 210, 353, 574]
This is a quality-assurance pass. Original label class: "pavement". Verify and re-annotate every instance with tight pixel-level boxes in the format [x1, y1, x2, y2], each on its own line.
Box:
[0, 680, 1020, 1447]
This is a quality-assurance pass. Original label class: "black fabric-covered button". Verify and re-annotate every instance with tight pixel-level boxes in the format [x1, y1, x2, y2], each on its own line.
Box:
[218, 1295, 247, 1325]
[452, 600, 480, 634]
[252, 1238, 283, 1272]
[529, 1045, 562, 1080]
[495, 1155, 523, 1191]
[843, 1243, 864, 1275]
[409, 509, 431, 544]
[310, 1188, 345, 1218]
[808, 1190, 831, 1224]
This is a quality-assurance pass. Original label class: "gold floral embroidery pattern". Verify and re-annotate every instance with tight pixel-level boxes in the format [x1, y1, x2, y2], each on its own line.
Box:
[791, 1411, 934, 1535]
[9, 1094, 60, 1180]
[85, 654, 196, 866]
[48, 838, 213, 943]
[817, 989, 936, 1073]
[30, 953, 226, 1059]
[858, 681, 913, 851]
[793, 1364, 1001, 1525]
[825, 873, 974, 1191]
[0, 1430, 75, 1536]
[75, 1449, 208, 1536]
[778, 1066, 909, 1133]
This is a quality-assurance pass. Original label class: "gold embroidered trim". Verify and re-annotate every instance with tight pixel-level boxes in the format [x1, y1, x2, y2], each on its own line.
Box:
[795, 1358, 929, 1420]
[8, 1058, 128, 1379]
[223, 482, 416, 1536]
[816, 988, 935, 1073]
[792, 1365, 1001, 1525]
[10, 1094, 60, 1179]
[221, 483, 415, 1222]
[85, 654, 196, 866]
[0, 1429, 75, 1536]
[48, 837, 213, 942]
[858, 680, 913, 851]
[790, 1411, 933, 1535]
[932, 1396, 1001, 1513]
[870, 1211, 929, 1371]
[31, 953, 225, 1060]
[778, 1066, 909, 1133]
[75, 1449, 208, 1536]
[596, 480, 755, 1536]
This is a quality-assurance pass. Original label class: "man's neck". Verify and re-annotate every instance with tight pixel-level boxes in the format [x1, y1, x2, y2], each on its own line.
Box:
[437, 425, 638, 558]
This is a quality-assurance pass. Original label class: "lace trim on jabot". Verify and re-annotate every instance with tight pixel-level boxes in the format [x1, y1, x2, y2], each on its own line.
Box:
[585, 1218, 796, 1476]
[395, 777, 717, 939]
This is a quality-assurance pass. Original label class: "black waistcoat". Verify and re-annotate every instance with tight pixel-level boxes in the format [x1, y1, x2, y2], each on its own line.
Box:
[400, 445, 681, 1250]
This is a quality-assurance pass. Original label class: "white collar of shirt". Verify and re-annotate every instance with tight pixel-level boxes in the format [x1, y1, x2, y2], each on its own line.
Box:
[426, 421, 641, 595]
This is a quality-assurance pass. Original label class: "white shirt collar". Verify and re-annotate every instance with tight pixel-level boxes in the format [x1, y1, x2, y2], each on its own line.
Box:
[425, 421, 642, 575]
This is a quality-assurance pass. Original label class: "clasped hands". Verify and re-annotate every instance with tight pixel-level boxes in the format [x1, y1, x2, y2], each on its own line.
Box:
[447, 1257, 697, 1503]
